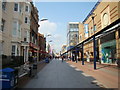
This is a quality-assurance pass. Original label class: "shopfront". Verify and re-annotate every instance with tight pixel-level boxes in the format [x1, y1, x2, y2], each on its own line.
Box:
[100, 32, 117, 64]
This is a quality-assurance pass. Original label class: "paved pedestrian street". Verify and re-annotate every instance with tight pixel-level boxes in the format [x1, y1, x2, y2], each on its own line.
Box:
[22, 59, 100, 88]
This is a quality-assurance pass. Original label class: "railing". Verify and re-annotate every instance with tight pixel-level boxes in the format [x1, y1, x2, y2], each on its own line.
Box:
[2, 55, 24, 68]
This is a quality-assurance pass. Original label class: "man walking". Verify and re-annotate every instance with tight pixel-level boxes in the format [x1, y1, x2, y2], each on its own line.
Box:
[62, 56, 64, 62]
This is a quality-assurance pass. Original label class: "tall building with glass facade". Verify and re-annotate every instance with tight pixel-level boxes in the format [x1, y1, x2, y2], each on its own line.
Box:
[67, 22, 79, 50]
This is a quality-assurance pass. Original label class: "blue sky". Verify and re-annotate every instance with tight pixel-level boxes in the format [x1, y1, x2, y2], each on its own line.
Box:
[35, 2, 97, 53]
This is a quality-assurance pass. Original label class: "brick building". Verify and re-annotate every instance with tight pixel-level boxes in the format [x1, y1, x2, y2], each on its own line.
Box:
[29, 2, 39, 61]
[78, 1, 120, 65]
[38, 33, 46, 61]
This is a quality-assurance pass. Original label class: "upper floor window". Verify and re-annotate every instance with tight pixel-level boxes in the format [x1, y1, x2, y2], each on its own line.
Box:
[25, 16, 30, 24]
[103, 13, 109, 27]
[18, 23, 21, 38]
[24, 31, 27, 42]
[12, 20, 17, 36]
[1, 19, 5, 31]
[25, 17, 28, 23]
[14, 3, 18, 11]
[2, 2, 7, 10]
[25, 5, 29, 12]
[12, 20, 21, 38]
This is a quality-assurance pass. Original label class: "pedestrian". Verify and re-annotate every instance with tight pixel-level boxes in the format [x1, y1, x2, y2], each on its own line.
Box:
[33, 55, 37, 63]
[62, 56, 64, 62]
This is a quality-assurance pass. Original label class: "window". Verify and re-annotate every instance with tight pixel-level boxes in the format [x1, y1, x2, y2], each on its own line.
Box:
[19, 4, 21, 13]
[12, 45, 16, 56]
[25, 17, 28, 23]
[25, 5, 29, 12]
[14, 3, 18, 11]
[27, 31, 30, 42]
[25, 17, 30, 24]
[1, 19, 5, 31]
[2, 2, 7, 10]
[24, 31, 27, 42]
[103, 13, 109, 27]
[18, 23, 21, 38]
[12, 21, 17, 36]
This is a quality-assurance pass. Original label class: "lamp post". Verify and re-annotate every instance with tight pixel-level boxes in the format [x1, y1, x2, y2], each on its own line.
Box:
[40, 18, 48, 22]
[39, 18, 48, 59]
[91, 13, 97, 70]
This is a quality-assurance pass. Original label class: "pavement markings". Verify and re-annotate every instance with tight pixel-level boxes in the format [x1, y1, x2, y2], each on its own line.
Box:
[91, 80, 106, 88]
[75, 68, 81, 71]
[70, 65, 76, 68]
[81, 73, 91, 77]
[91, 80, 98, 84]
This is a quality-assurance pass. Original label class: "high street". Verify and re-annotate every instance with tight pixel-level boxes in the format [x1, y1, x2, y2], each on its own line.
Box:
[21, 59, 100, 88]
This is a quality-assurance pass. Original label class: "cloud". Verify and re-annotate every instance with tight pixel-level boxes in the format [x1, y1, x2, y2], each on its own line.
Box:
[38, 21, 67, 53]
[52, 34, 67, 52]
[38, 20, 57, 36]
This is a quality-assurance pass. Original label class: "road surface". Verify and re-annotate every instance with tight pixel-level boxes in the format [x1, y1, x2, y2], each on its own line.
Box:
[22, 59, 100, 88]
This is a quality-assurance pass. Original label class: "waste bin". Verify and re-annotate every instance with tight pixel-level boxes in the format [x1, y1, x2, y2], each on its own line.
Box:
[32, 63, 37, 77]
[45, 58, 49, 63]
[33, 63, 37, 69]
[0, 68, 15, 89]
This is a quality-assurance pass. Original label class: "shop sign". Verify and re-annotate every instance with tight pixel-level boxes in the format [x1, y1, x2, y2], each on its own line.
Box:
[84, 24, 89, 37]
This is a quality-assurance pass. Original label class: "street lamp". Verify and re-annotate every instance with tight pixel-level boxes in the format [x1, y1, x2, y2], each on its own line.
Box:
[40, 18, 48, 22]
[46, 34, 51, 37]
[49, 40, 52, 42]
[45, 34, 52, 54]
[91, 13, 97, 70]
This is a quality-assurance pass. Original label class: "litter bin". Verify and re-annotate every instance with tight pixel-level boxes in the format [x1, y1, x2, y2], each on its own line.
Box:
[32, 63, 37, 76]
[45, 58, 49, 63]
[0, 68, 15, 89]
[33, 63, 37, 69]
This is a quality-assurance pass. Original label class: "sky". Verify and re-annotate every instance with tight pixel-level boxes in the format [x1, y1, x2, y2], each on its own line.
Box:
[35, 2, 97, 53]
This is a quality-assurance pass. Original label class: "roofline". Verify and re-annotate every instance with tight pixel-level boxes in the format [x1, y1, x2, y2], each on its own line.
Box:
[68, 22, 79, 24]
[83, 0, 102, 23]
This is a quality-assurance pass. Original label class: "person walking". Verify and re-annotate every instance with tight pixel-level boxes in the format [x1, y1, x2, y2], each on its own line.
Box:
[62, 56, 64, 62]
